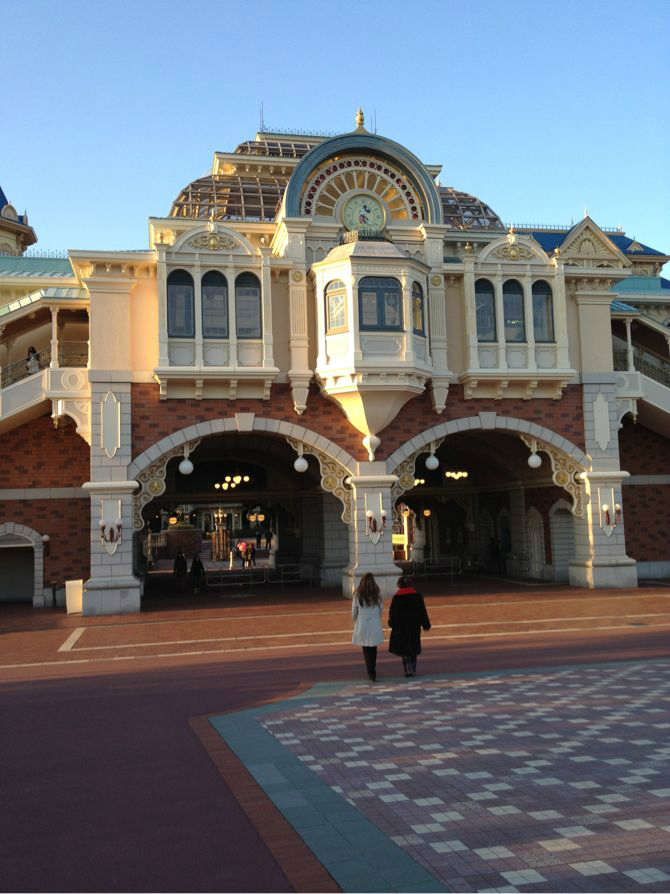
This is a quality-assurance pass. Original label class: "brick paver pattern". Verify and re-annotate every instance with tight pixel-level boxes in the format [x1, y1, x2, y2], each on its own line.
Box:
[262, 662, 670, 892]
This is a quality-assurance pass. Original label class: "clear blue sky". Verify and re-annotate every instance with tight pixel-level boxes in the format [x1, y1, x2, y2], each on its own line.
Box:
[3, 0, 669, 262]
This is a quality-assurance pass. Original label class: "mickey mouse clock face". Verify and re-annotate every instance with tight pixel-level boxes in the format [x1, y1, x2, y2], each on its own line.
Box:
[342, 194, 385, 231]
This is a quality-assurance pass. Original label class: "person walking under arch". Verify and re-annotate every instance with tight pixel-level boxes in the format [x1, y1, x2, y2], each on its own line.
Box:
[352, 572, 384, 683]
[189, 553, 205, 595]
[388, 574, 431, 678]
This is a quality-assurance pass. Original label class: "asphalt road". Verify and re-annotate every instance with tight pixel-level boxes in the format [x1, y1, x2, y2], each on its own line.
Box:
[1, 585, 669, 892]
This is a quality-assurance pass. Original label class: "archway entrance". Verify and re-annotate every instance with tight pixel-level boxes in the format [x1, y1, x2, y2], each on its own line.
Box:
[134, 431, 350, 602]
[390, 428, 581, 583]
[0, 538, 34, 603]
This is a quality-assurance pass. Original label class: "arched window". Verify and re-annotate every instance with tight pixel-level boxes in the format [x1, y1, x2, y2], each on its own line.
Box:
[503, 279, 526, 342]
[235, 272, 262, 339]
[532, 280, 555, 342]
[167, 270, 195, 338]
[325, 280, 347, 334]
[412, 282, 425, 335]
[358, 276, 402, 331]
[475, 279, 496, 342]
[201, 271, 228, 338]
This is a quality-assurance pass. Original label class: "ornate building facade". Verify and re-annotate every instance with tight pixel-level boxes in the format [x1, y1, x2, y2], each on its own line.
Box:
[1, 111, 669, 613]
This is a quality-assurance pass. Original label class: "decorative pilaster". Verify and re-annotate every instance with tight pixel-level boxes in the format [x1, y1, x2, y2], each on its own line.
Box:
[522, 270, 537, 371]
[428, 271, 451, 412]
[553, 261, 571, 369]
[494, 268, 506, 369]
[463, 257, 479, 371]
[288, 268, 311, 414]
[157, 248, 169, 367]
[260, 250, 275, 369]
[343, 469, 400, 599]
[193, 255, 203, 367]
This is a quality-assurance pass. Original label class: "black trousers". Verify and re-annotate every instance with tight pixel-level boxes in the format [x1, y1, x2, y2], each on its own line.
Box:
[362, 646, 377, 680]
[402, 655, 417, 675]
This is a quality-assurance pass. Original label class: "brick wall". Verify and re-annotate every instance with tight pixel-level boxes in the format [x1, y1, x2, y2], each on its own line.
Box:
[621, 485, 670, 562]
[0, 498, 90, 584]
[0, 414, 89, 488]
[619, 419, 670, 475]
[131, 383, 366, 461]
[131, 382, 585, 463]
[378, 384, 586, 459]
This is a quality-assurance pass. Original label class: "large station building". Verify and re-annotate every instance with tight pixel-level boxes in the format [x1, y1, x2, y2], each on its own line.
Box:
[1, 110, 669, 613]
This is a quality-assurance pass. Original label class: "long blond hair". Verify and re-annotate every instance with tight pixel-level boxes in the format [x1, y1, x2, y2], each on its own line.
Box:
[355, 573, 381, 607]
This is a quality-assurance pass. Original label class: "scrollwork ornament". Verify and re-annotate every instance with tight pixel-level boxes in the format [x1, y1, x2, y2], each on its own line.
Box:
[519, 434, 584, 516]
[188, 233, 238, 252]
[286, 438, 352, 523]
[133, 439, 201, 530]
[493, 245, 535, 261]
[390, 438, 445, 516]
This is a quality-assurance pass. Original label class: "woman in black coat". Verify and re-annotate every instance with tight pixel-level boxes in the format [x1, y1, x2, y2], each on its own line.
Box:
[388, 575, 431, 677]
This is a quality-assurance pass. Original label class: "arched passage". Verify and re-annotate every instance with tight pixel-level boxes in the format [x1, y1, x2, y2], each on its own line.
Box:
[0, 523, 45, 606]
[129, 416, 357, 600]
[386, 415, 588, 579]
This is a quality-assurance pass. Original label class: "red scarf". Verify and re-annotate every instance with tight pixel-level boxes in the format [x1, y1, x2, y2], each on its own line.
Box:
[395, 588, 416, 595]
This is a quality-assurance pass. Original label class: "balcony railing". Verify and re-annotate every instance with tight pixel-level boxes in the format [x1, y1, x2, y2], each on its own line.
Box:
[613, 347, 670, 388]
[1, 347, 51, 387]
[1, 342, 88, 389]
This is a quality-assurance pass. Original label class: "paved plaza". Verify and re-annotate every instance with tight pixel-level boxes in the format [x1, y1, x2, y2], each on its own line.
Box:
[214, 659, 670, 893]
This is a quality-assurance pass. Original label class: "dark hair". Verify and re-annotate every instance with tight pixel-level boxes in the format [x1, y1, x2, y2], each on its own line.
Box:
[355, 572, 381, 607]
[397, 574, 413, 589]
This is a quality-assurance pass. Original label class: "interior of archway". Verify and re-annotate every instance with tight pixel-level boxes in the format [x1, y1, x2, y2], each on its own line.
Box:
[137, 432, 349, 600]
[394, 431, 573, 582]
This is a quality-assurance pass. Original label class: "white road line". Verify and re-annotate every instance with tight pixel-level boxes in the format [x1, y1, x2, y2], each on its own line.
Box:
[68, 612, 670, 653]
[57, 627, 85, 652]
[69, 592, 670, 631]
[1, 622, 670, 671]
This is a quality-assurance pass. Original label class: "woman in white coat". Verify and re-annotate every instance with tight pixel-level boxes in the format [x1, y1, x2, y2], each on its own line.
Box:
[352, 572, 384, 682]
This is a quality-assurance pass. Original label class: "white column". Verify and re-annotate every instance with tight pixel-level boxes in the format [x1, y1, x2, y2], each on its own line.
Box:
[428, 271, 450, 413]
[157, 249, 169, 366]
[84, 374, 141, 614]
[494, 269, 506, 369]
[553, 263, 570, 369]
[288, 268, 311, 413]
[85, 308, 91, 368]
[227, 260, 237, 367]
[569, 471, 637, 589]
[343, 470, 400, 599]
[260, 251, 274, 368]
[193, 256, 203, 367]
[463, 258, 479, 370]
[351, 273, 363, 365]
[624, 318, 634, 371]
[401, 272, 414, 364]
[50, 307, 59, 369]
[523, 270, 537, 371]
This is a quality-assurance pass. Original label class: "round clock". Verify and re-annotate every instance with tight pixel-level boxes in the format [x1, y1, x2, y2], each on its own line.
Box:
[342, 194, 385, 231]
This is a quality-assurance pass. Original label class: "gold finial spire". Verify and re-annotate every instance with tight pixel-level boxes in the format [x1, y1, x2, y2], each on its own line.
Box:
[356, 107, 365, 128]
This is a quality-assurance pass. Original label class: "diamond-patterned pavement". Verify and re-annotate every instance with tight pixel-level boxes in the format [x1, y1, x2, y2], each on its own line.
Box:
[258, 661, 670, 892]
